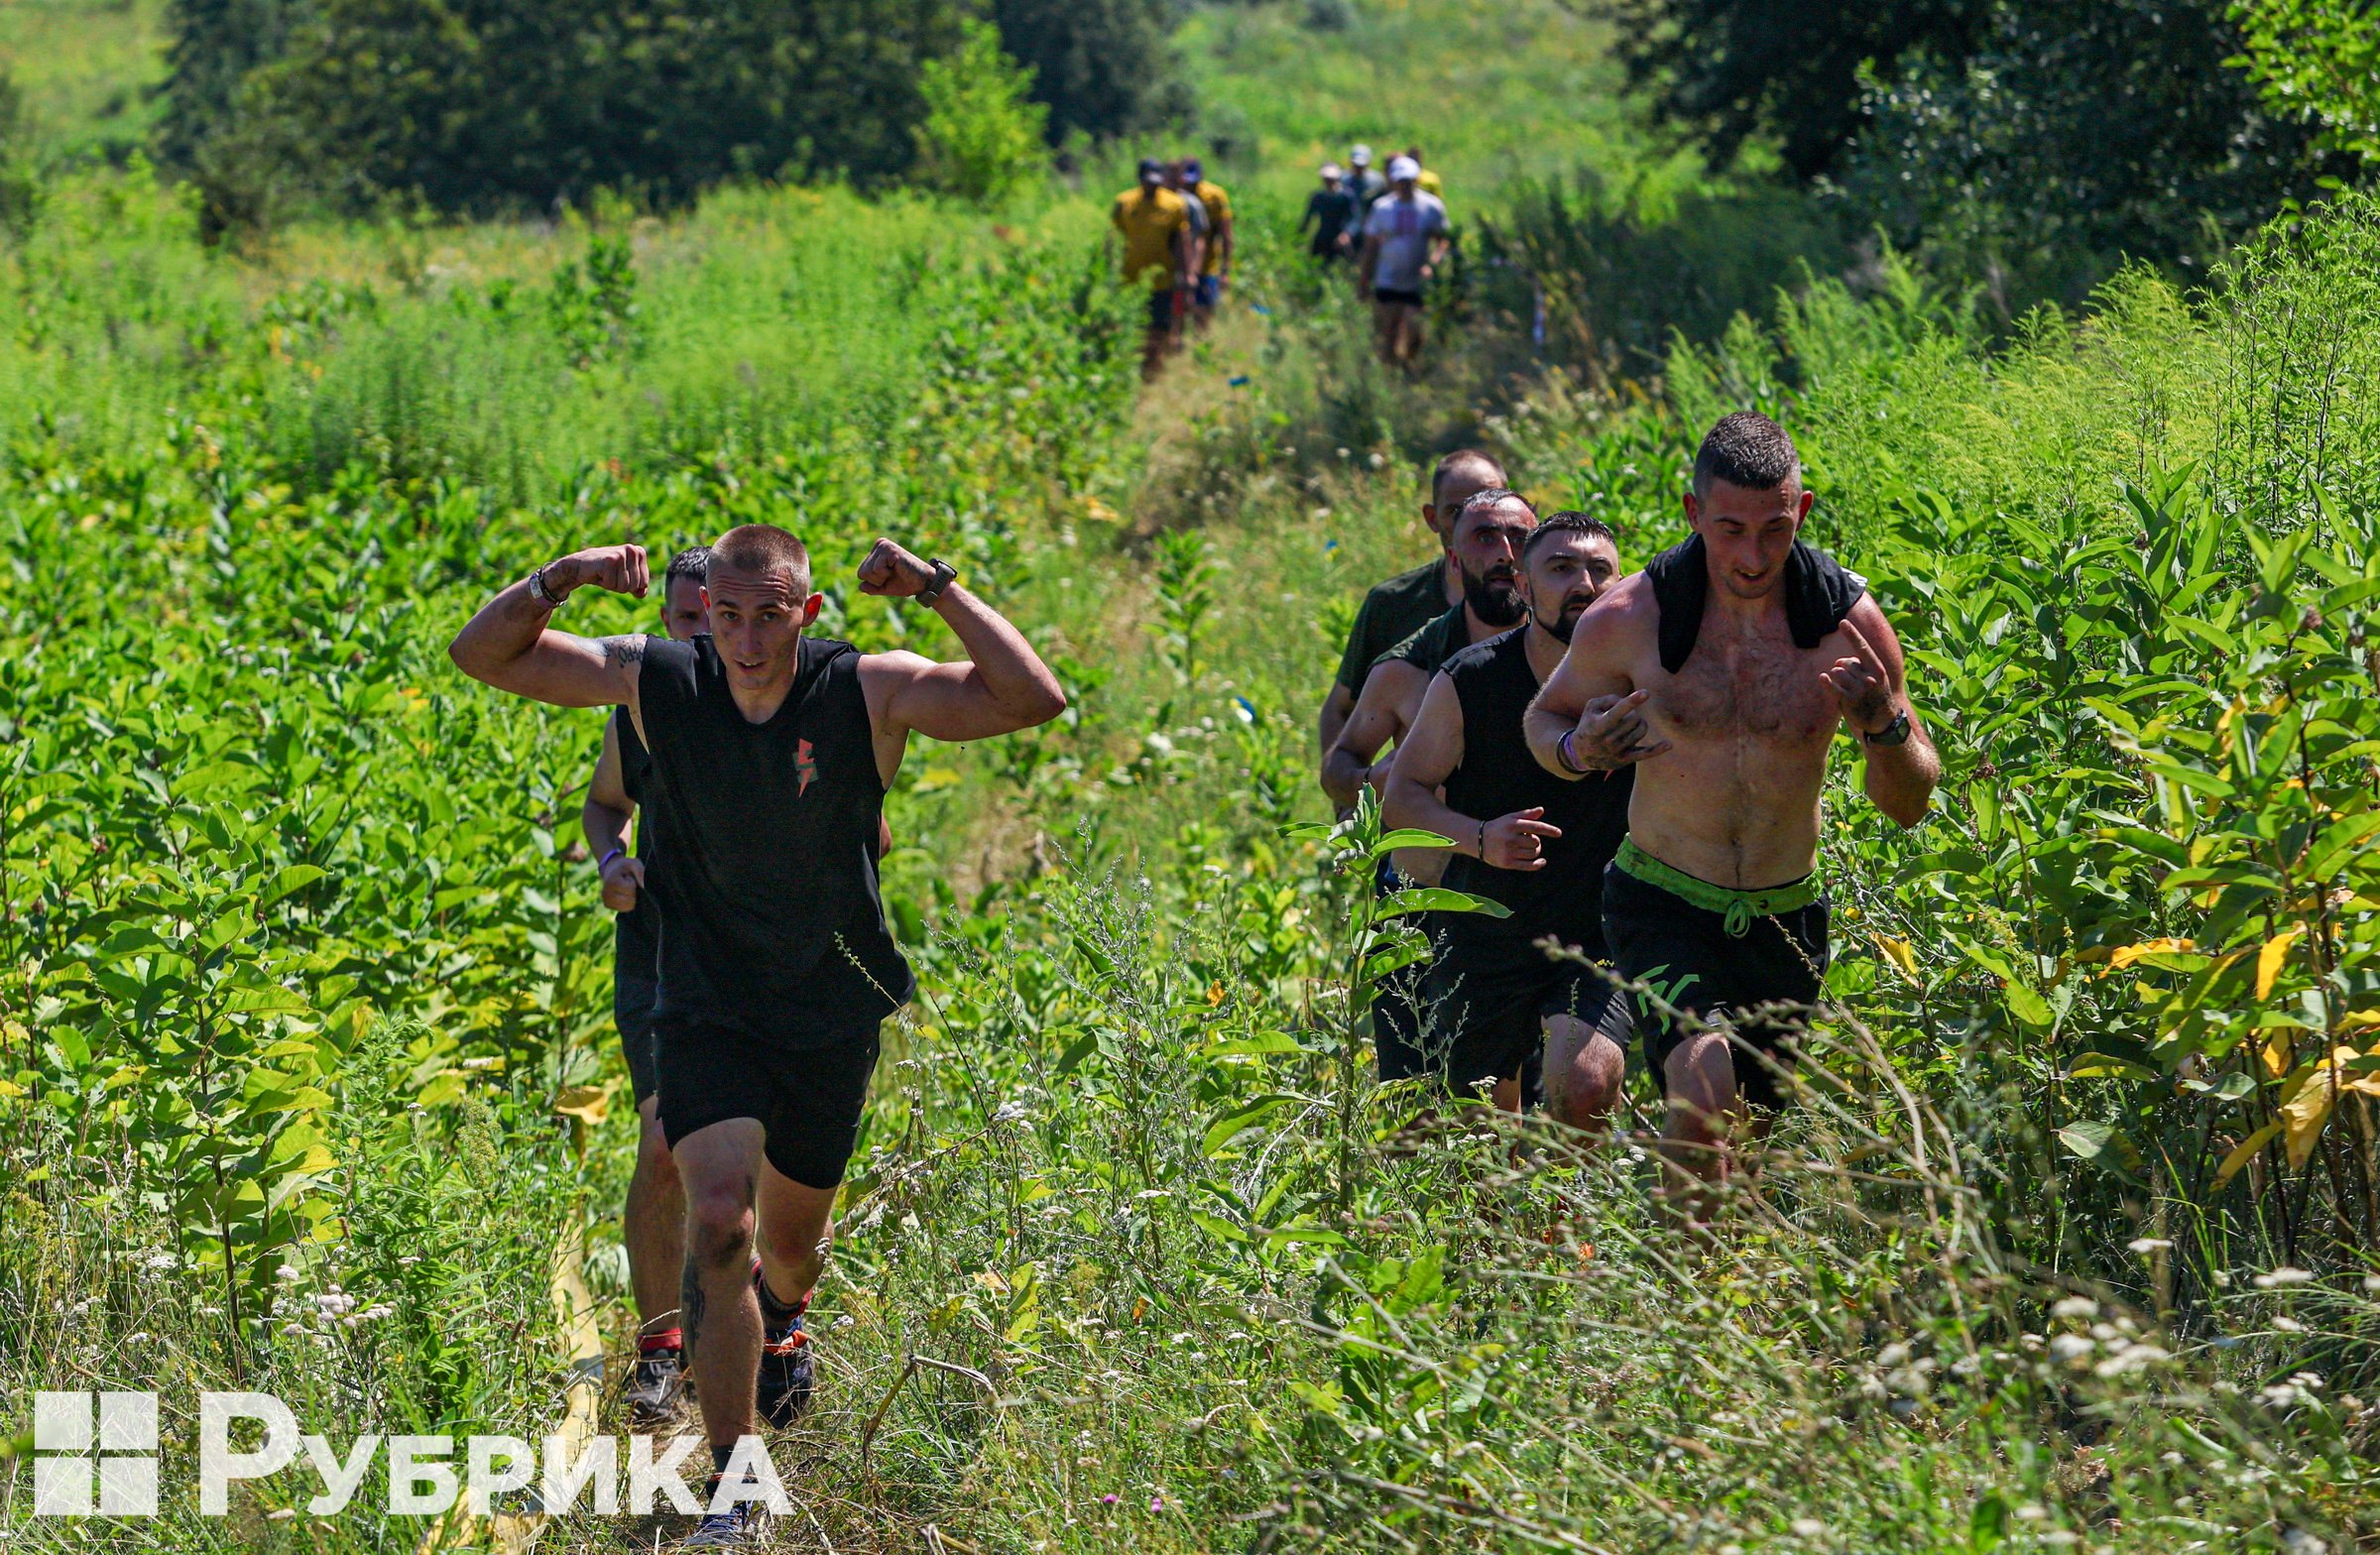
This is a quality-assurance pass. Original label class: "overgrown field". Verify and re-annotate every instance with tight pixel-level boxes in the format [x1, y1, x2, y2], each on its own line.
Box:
[11, 4, 2380, 1552]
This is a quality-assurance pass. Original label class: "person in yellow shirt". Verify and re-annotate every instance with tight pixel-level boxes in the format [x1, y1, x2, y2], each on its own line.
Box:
[1110, 158, 1192, 380]
[1182, 156, 1234, 328]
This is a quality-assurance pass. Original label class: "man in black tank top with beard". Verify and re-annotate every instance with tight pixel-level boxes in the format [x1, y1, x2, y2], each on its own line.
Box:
[450, 524, 1064, 1544]
[1382, 513, 1634, 1127]
[579, 544, 712, 1427]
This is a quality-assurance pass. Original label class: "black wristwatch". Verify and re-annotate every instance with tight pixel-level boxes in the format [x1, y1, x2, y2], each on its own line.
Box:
[916, 558, 958, 607]
[1862, 709, 1912, 747]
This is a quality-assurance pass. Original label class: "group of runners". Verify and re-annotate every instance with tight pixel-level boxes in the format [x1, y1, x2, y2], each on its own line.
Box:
[442, 398, 1934, 1546]
[1298, 143, 1451, 365]
[1109, 155, 1236, 379]
[1322, 411, 1939, 1199]
[1112, 141, 1451, 375]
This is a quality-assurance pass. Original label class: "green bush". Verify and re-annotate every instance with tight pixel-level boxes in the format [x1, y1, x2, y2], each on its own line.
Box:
[914, 18, 1051, 206]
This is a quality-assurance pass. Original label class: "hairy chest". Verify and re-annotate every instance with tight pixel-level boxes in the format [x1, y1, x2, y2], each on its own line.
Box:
[1641, 628, 1841, 746]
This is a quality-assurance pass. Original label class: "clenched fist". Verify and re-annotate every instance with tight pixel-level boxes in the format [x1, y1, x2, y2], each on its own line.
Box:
[548, 544, 651, 603]
[856, 538, 939, 599]
[600, 853, 647, 913]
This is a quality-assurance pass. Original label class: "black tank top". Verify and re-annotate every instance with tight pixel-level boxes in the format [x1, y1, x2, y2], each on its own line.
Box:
[1436, 626, 1634, 952]
[610, 710, 661, 986]
[634, 634, 912, 1042]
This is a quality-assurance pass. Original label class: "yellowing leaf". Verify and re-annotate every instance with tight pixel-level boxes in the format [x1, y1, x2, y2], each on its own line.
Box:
[1869, 932, 1918, 978]
[2263, 1030, 2295, 1079]
[2280, 1062, 2337, 1171]
[2257, 929, 2304, 1002]
[552, 1085, 609, 1126]
[2214, 1122, 2283, 1187]
[2103, 938, 2197, 969]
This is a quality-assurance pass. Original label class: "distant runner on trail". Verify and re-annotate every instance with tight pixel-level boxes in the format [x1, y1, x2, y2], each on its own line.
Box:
[1403, 146, 1445, 203]
[1302, 163, 1359, 263]
[1524, 412, 1939, 1205]
[1182, 157, 1234, 326]
[1317, 447, 1504, 759]
[1347, 143, 1386, 217]
[1110, 158, 1193, 380]
[1359, 156, 1449, 366]
[578, 544, 711, 1427]
[450, 527, 1064, 1547]
[1384, 513, 1631, 1120]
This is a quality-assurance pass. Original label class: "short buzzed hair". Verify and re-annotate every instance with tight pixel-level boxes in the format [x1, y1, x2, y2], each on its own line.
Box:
[1523, 510, 1614, 561]
[665, 545, 712, 587]
[1693, 411, 1800, 496]
[1454, 486, 1536, 529]
[708, 525, 811, 595]
[1430, 447, 1506, 508]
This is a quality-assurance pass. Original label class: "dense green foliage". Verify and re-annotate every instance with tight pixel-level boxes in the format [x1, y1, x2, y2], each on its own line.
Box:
[12, 3, 2380, 1551]
[1615, 0, 2351, 303]
[914, 19, 1052, 205]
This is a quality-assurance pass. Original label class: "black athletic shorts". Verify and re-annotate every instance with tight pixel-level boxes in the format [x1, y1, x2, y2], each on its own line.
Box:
[1601, 862, 1830, 1112]
[1373, 287, 1425, 307]
[1419, 930, 1630, 1103]
[1146, 288, 1179, 331]
[654, 1019, 883, 1189]
[614, 973, 661, 1108]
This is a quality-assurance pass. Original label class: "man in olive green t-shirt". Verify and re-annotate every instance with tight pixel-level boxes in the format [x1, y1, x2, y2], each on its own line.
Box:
[1318, 447, 1506, 763]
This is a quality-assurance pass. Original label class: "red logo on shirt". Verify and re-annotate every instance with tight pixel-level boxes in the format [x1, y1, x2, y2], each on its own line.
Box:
[795, 738, 818, 797]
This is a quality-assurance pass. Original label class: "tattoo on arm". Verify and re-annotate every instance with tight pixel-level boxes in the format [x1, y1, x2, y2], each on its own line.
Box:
[602, 636, 645, 669]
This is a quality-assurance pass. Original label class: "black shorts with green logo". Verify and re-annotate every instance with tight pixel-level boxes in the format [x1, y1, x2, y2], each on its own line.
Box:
[654, 1019, 883, 1189]
[1601, 856, 1829, 1112]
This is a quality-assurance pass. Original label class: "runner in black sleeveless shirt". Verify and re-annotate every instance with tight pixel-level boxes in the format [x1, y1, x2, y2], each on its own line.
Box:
[449, 525, 1063, 1546]
[1383, 513, 1634, 1127]
[579, 544, 711, 1426]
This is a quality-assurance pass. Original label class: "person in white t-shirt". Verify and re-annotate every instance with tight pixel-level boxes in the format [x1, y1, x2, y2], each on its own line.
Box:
[1358, 156, 1449, 366]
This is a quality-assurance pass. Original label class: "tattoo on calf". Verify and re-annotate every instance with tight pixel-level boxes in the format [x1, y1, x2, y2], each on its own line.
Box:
[601, 636, 645, 669]
[680, 1260, 705, 1364]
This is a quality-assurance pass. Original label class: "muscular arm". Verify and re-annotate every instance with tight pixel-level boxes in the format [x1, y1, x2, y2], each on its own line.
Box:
[1524, 602, 1640, 778]
[867, 583, 1067, 745]
[446, 546, 650, 712]
[1380, 675, 1472, 847]
[581, 714, 633, 861]
[1317, 680, 1357, 762]
[1833, 597, 1940, 828]
[1322, 659, 1426, 811]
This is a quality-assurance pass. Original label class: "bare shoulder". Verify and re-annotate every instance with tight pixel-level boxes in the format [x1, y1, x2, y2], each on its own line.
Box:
[1839, 592, 1909, 665]
[1570, 572, 1657, 656]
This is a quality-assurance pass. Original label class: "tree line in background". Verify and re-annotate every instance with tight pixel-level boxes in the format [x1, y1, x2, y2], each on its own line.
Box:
[1606, 0, 2376, 305]
[156, 0, 1187, 234]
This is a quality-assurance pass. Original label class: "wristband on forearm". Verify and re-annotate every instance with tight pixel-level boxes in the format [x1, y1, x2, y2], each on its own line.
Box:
[1556, 729, 1589, 776]
[597, 846, 624, 872]
[1477, 818, 1488, 860]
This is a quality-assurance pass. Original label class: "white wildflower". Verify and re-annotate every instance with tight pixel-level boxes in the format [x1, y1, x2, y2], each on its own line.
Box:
[2255, 1267, 2315, 1289]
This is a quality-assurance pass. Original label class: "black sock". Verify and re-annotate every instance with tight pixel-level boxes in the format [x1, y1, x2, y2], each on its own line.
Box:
[712, 1443, 737, 1479]
[756, 1274, 803, 1325]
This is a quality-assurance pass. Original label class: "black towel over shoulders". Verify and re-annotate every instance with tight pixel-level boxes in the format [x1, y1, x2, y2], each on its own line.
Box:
[1644, 534, 1867, 672]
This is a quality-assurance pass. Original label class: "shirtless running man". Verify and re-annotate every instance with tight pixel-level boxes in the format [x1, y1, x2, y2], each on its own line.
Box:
[1523, 412, 1939, 1191]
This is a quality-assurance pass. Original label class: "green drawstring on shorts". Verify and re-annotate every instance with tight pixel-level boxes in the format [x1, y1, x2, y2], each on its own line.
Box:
[1613, 838, 1821, 939]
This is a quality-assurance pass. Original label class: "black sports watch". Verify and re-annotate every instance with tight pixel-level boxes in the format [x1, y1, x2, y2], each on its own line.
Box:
[916, 558, 958, 607]
[1862, 708, 1912, 747]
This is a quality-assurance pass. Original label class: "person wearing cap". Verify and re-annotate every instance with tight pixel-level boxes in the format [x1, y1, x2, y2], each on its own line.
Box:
[1164, 160, 1213, 344]
[1110, 157, 1194, 380]
[1301, 163, 1359, 264]
[1403, 146, 1445, 203]
[1348, 144, 1387, 216]
[1180, 156, 1234, 327]
[1359, 155, 1450, 366]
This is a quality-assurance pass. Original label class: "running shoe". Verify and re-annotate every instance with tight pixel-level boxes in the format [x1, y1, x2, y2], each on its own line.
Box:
[624, 1333, 687, 1428]
[679, 1495, 774, 1548]
[752, 1262, 813, 1428]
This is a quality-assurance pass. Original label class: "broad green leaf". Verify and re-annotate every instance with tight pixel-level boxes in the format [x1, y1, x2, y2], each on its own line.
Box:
[1378, 888, 1510, 919]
